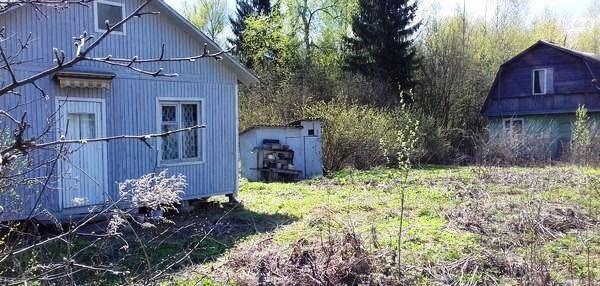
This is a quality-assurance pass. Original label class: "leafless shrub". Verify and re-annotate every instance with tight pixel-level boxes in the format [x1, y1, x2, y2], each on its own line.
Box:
[0, 170, 192, 285]
[446, 167, 599, 284]
[476, 122, 560, 165]
[119, 170, 186, 212]
[512, 202, 596, 240]
[474, 166, 591, 190]
[215, 230, 401, 286]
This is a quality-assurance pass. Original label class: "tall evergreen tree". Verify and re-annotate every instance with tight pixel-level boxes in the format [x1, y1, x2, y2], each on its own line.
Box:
[344, 0, 420, 99]
[229, 0, 271, 67]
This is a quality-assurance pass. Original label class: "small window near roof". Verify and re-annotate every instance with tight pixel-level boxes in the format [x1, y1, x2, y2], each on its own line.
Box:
[533, 69, 552, 95]
[95, 1, 125, 33]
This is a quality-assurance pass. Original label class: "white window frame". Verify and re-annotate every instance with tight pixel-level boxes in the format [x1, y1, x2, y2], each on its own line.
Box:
[503, 118, 524, 135]
[94, 0, 126, 35]
[157, 98, 205, 166]
[532, 68, 549, 95]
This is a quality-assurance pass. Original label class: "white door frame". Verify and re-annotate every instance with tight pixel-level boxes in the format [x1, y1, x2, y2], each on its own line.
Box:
[55, 96, 109, 210]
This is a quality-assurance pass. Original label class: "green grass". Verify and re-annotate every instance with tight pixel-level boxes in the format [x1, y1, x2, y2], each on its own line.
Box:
[33, 165, 597, 285]
[238, 167, 479, 264]
[170, 165, 599, 285]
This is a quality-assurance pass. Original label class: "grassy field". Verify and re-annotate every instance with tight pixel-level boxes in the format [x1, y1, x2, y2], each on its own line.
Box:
[156, 166, 600, 285]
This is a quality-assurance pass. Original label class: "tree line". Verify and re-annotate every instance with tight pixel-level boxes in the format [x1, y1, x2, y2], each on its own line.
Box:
[184, 0, 600, 169]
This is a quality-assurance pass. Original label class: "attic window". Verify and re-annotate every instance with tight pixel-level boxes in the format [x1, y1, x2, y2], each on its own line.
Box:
[533, 68, 553, 95]
[94, 1, 125, 34]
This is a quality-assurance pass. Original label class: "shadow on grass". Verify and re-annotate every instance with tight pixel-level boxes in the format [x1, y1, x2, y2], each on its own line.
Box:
[39, 201, 298, 284]
[130, 201, 298, 267]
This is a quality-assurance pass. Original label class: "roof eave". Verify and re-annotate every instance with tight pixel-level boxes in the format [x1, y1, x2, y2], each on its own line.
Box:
[155, 1, 259, 86]
[483, 108, 600, 117]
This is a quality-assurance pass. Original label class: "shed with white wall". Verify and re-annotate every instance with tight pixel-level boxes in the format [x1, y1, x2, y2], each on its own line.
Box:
[239, 120, 324, 181]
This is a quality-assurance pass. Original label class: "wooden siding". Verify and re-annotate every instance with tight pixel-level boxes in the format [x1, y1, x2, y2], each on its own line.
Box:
[0, 0, 240, 220]
[482, 43, 600, 117]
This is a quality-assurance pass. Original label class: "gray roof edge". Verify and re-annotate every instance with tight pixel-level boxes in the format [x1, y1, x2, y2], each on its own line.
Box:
[240, 125, 303, 135]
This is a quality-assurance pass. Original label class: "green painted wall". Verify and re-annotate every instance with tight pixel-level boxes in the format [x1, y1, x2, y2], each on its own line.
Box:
[486, 112, 600, 158]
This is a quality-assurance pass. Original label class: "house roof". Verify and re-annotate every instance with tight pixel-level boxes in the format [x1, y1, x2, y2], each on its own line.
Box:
[288, 118, 324, 126]
[240, 124, 303, 135]
[154, 0, 259, 85]
[481, 40, 600, 117]
[240, 118, 323, 134]
[500, 40, 600, 68]
[541, 41, 600, 63]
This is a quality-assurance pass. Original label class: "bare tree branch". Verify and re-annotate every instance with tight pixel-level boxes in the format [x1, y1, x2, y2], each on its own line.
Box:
[35, 124, 206, 149]
[0, 0, 93, 15]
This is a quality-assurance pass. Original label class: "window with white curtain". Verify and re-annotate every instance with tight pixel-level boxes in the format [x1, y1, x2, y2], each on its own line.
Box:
[532, 68, 553, 95]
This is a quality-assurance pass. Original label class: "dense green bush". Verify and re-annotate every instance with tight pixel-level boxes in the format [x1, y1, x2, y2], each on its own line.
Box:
[305, 101, 410, 172]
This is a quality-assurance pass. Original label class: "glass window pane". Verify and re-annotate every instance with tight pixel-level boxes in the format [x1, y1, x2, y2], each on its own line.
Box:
[97, 3, 124, 32]
[80, 114, 96, 139]
[183, 129, 198, 159]
[161, 124, 179, 160]
[67, 114, 81, 140]
[182, 104, 198, 159]
[533, 71, 541, 93]
[67, 114, 96, 140]
[182, 104, 198, 127]
[162, 105, 176, 123]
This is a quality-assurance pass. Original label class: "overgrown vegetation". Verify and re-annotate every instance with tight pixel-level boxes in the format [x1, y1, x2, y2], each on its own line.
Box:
[476, 122, 559, 165]
[206, 0, 600, 168]
[167, 166, 600, 285]
[571, 106, 593, 165]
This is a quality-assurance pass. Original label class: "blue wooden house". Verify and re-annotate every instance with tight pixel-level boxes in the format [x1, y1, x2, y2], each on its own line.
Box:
[0, 0, 258, 221]
[481, 40, 600, 156]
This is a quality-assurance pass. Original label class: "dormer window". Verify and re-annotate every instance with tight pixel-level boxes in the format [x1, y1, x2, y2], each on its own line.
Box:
[532, 68, 553, 95]
[94, 1, 125, 34]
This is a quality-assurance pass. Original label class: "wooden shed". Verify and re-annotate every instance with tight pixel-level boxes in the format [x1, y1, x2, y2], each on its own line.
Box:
[239, 120, 324, 182]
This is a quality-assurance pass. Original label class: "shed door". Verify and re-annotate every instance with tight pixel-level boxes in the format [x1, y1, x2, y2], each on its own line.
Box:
[285, 137, 305, 178]
[303, 136, 323, 178]
[58, 100, 108, 209]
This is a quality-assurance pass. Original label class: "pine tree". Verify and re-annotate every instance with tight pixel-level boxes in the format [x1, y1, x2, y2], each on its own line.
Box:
[229, 0, 271, 68]
[344, 0, 420, 100]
